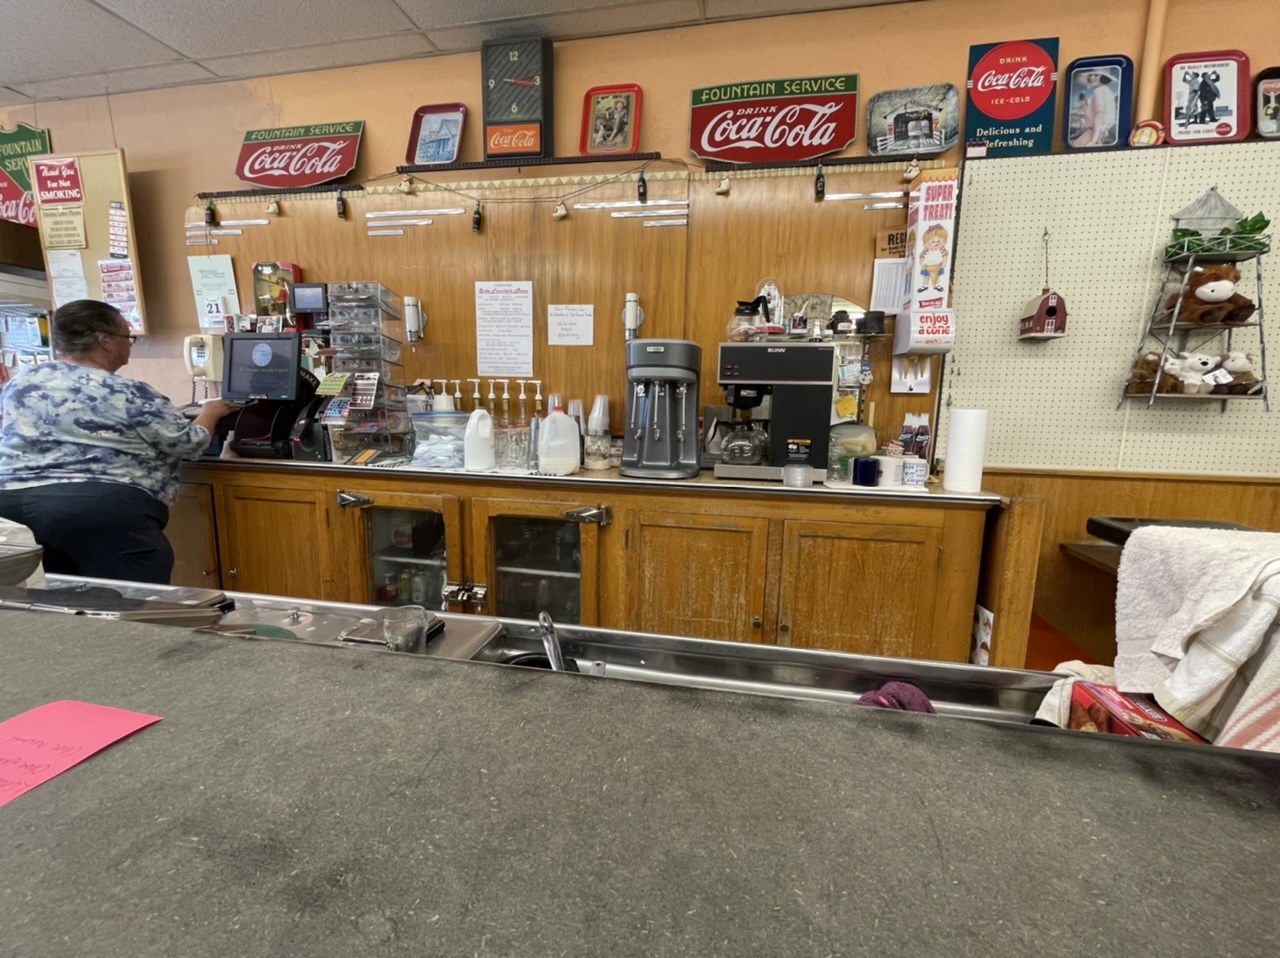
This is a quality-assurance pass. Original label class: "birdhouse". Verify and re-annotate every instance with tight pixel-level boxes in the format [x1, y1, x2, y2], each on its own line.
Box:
[1172, 186, 1243, 236]
[1018, 288, 1068, 340]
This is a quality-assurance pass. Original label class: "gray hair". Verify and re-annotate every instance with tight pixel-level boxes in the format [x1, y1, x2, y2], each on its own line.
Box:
[53, 299, 125, 356]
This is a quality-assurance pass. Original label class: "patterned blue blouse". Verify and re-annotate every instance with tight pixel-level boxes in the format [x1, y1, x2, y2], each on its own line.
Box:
[0, 362, 210, 504]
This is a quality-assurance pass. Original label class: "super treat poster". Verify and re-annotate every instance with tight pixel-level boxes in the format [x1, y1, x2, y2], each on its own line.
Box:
[965, 38, 1059, 156]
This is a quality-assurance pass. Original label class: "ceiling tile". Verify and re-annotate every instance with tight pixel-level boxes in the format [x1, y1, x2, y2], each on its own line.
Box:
[0, 87, 34, 107]
[425, 0, 702, 52]
[0, 0, 182, 86]
[11, 74, 108, 101]
[705, 0, 918, 15]
[105, 62, 220, 95]
[199, 33, 435, 80]
[94, 0, 417, 58]
[396, 0, 651, 31]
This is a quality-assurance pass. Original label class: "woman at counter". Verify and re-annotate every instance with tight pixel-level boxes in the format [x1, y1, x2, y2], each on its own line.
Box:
[0, 299, 234, 583]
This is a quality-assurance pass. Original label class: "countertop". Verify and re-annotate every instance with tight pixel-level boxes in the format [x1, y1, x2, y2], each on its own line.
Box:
[186, 456, 1003, 506]
[3, 611, 1278, 957]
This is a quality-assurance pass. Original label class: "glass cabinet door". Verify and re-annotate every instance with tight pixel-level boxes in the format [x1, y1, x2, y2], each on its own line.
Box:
[334, 490, 463, 608]
[471, 498, 601, 625]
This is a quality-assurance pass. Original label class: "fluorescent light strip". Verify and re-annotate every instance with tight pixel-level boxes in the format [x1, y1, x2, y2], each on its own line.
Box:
[367, 229, 405, 237]
[218, 218, 270, 226]
[366, 208, 464, 218]
[186, 238, 218, 246]
[209, 228, 243, 236]
[862, 202, 907, 210]
[643, 219, 687, 228]
[823, 191, 907, 201]
[365, 219, 433, 227]
[574, 199, 689, 210]
[610, 210, 687, 218]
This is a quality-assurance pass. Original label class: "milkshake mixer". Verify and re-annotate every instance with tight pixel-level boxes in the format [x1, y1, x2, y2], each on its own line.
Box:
[620, 339, 703, 479]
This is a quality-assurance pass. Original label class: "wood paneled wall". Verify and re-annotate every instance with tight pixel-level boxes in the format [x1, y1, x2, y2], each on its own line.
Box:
[199, 162, 936, 442]
[982, 469, 1280, 659]
[201, 173, 689, 434]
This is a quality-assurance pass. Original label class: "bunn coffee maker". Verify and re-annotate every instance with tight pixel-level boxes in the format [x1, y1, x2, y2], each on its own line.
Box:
[621, 339, 703, 479]
[715, 342, 837, 481]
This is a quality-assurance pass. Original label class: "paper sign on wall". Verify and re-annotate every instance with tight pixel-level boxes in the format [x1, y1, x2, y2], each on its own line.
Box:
[100, 259, 141, 331]
[475, 281, 533, 377]
[187, 255, 241, 330]
[40, 206, 86, 249]
[47, 249, 88, 308]
[547, 304, 594, 345]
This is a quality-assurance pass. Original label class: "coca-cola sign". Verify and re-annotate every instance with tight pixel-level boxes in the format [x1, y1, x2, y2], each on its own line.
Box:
[236, 121, 364, 188]
[0, 122, 51, 226]
[965, 38, 1059, 156]
[689, 74, 858, 163]
[486, 123, 541, 156]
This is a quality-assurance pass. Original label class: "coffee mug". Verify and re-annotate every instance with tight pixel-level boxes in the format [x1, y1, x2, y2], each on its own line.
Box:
[873, 455, 904, 487]
[853, 457, 879, 486]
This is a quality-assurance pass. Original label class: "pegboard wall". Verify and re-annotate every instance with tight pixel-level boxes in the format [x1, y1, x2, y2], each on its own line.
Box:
[942, 142, 1279, 478]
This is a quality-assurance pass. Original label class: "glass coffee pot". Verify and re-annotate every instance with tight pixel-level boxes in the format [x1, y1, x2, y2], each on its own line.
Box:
[722, 414, 766, 465]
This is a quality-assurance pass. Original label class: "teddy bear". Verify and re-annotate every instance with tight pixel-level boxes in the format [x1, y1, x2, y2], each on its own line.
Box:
[1211, 350, 1264, 395]
[1125, 350, 1180, 394]
[1164, 264, 1256, 326]
[1169, 351, 1221, 394]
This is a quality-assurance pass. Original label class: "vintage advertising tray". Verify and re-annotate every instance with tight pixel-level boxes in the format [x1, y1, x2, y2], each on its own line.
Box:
[406, 103, 466, 165]
[1062, 55, 1134, 150]
[866, 83, 959, 156]
[580, 84, 642, 155]
[1163, 50, 1251, 144]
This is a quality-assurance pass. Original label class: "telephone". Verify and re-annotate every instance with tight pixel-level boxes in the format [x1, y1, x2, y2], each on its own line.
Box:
[183, 334, 224, 381]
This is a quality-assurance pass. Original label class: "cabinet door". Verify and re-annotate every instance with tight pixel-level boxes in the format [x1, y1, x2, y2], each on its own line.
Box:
[167, 482, 221, 589]
[626, 510, 772, 643]
[778, 519, 942, 659]
[470, 497, 602, 625]
[217, 485, 331, 599]
[330, 488, 463, 607]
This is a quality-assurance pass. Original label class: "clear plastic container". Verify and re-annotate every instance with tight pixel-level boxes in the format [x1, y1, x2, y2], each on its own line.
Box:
[411, 411, 468, 469]
[537, 408, 580, 475]
[330, 331, 402, 361]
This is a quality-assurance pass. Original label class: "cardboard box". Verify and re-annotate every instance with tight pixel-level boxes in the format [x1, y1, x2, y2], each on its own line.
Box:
[1069, 682, 1207, 745]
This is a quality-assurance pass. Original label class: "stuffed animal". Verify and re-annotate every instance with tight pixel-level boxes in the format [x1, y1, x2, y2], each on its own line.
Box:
[1164, 264, 1256, 326]
[1125, 350, 1180, 394]
[1170, 351, 1221, 394]
[1211, 350, 1264, 395]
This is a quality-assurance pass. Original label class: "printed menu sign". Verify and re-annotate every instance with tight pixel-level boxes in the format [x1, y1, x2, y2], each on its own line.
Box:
[475, 281, 534, 377]
[965, 38, 1059, 156]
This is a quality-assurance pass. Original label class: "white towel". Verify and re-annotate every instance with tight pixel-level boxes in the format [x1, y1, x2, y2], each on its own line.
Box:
[1114, 527, 1280, 693]
[1034, 660, 1117, 727]
[1215, 624, 1280, 751]
[0, 518, 47, 589]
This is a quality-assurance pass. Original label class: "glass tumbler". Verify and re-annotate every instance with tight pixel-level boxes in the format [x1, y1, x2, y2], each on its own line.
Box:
[382, 605, 428, 652]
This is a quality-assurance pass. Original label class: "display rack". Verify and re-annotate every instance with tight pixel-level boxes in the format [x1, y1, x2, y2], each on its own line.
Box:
[319, 282, 413, 459]
[1119, 240, 1270, 412]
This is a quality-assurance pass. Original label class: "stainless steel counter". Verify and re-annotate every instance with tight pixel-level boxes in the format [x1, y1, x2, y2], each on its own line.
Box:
[186, 456, 1003, 506]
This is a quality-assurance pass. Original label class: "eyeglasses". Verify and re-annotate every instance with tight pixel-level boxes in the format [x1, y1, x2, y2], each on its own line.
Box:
[106, 333, 138, 345]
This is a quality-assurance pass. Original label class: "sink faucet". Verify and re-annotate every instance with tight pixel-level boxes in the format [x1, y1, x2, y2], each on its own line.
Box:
[537, 612, 567, 672]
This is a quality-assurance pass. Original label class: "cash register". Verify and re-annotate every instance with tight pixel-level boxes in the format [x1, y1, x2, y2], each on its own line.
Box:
[222, 333, 322, 459]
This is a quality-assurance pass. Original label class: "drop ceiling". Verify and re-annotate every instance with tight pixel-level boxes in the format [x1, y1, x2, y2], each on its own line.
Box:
[0, 0, 917, 105]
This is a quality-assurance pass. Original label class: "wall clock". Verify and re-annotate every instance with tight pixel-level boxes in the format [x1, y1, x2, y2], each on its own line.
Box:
[481, 36, 554, 160]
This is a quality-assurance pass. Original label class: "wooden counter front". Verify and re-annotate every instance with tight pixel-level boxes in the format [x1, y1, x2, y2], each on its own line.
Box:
[175, 460, 1037, 665]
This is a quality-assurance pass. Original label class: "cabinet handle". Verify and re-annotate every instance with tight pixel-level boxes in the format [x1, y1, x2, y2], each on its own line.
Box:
[202, 567, 217, 578]
[751, 616, 762, 629]
[562, 505, 612, 526]
[336, 490, 375, 509]
[778, 621, 790, 634]
[228, 568, 238, 577]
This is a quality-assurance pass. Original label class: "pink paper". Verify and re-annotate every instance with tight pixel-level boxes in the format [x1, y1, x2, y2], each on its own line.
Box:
[0, 700, 162, 808]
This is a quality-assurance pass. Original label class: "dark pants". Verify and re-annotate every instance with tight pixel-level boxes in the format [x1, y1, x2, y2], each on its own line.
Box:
[0, 482, 173, 584]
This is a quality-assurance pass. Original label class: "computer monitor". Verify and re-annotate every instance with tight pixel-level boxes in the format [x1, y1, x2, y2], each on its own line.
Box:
[221, 333, 302, 402]
[290, 282, 327, 314]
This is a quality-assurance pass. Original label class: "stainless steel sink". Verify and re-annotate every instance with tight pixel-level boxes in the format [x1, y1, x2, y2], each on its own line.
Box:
[470, 619, 1058, 725]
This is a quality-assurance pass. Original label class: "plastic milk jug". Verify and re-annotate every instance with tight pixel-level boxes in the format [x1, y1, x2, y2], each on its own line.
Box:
[464, 408, 496, 471]
[538, 407, 580, 475]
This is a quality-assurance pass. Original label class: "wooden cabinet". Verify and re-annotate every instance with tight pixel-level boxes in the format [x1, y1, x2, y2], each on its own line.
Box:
[184, 462, 1003, 663]
[329, 487, 463, 605]
[777, 519, 943, 658]
[624, 510, 773, 643]
[216, 484, 332, 599]
[469, 496, 604, 625]
[167, 482, 221, 589]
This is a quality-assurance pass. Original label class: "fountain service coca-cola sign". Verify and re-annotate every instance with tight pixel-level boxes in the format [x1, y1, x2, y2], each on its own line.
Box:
[964, 38, 1058, 156]
[689, 75, 858, 163]
[236, 121, 364, 188]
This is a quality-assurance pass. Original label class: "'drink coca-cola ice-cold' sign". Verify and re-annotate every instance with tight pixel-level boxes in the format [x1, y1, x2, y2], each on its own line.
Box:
[236, 121, 364, 188]
[689, 75, 858, 163]
[965, 38, 1059, 156]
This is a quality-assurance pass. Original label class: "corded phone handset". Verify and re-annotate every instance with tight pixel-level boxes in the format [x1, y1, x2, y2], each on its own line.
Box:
[183, 334, 223, 381]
